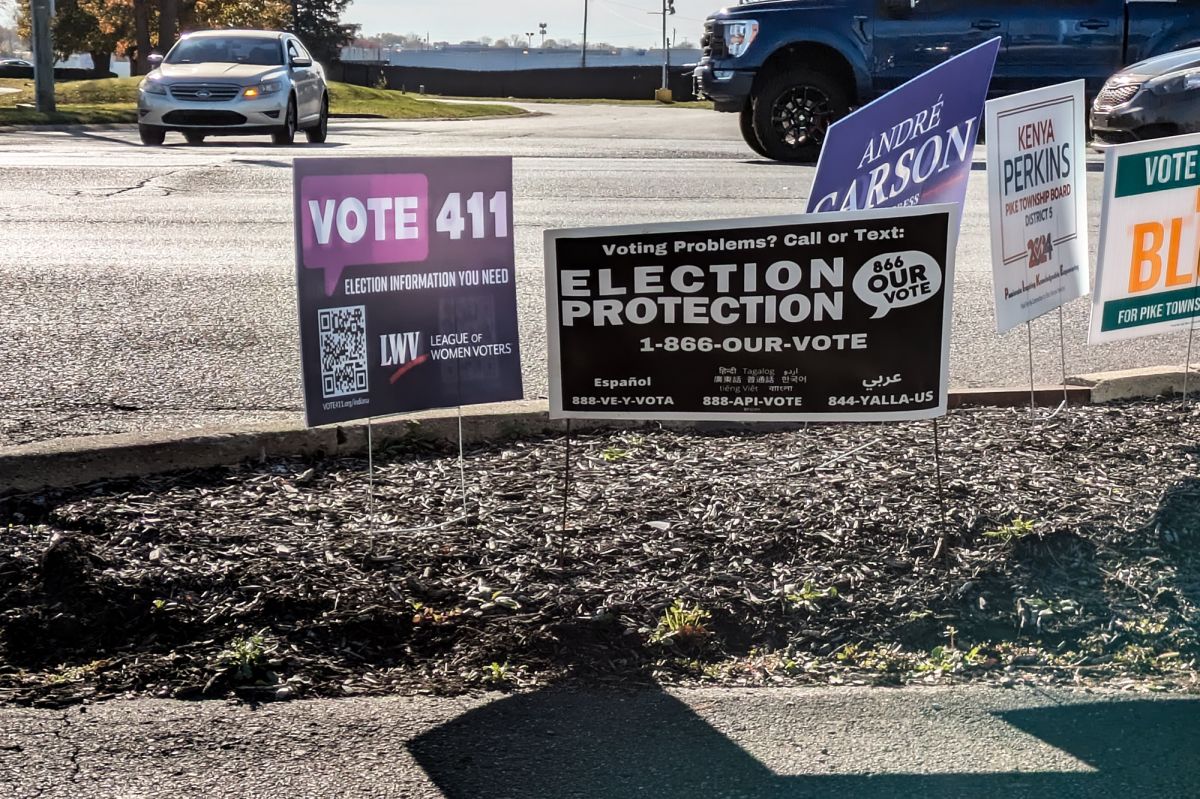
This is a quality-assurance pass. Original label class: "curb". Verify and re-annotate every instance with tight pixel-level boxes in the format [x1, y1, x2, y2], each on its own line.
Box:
[0, 366, 1195, 495]
[1068, 365, 1200, 403]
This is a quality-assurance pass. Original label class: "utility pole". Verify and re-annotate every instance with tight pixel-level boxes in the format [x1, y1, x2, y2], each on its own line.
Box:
[539, 22, 547, 48]
[581, 0, 588, 67]
[30, 0, 55, 112]
[658, 0, 675, 91]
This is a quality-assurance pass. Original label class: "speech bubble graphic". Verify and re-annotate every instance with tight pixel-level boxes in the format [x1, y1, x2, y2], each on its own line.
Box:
[852, 250, 942, 319]
[300, 172, 430, 296]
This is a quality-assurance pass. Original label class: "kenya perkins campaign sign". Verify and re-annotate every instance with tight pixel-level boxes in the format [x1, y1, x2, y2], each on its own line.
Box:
[294, 157, 523, 427]
[1091, 133, 1200, 344]
[986, 81, 1089, 333]
[546, 205, 957, 422]
[807, 37, 999, 215]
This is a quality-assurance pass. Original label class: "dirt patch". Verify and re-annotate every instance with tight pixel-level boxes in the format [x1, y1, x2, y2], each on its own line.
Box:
[1, 402, 1198, 706]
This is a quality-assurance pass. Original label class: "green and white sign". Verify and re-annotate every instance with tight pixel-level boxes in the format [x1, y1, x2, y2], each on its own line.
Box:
[1090, 133, 1200, 344]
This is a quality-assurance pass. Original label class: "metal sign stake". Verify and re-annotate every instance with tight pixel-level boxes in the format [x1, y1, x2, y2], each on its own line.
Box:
[1026, 320, 1037, 421]
[363, 416, 377, 565]
[560, 418, 573, 566]
[1183, 293, 1199, 407]
[931, 418, 949, 561]
[457, 404, 469, 521]
[1057, 305, 1070, 410]
[367, 416, 375, 529]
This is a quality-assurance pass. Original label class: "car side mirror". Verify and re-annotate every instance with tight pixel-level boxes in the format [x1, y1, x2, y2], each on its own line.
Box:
[290, 56, 313, 68]
[148, 52, 164, 66]
[884, 0, 915, 18]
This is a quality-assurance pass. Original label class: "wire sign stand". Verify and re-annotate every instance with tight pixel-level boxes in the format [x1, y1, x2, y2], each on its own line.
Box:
[1181, 268, 1200, 408]
[1023, 312, 1073, 424]
[931, 418, 951, 561]
[559, 419, 573, 567]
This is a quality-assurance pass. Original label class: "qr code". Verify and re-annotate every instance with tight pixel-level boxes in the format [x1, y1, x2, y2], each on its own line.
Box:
[318, 305, 369, 399]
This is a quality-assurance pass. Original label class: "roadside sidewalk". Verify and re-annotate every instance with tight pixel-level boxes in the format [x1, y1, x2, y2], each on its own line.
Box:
[3, 685, 1198, 799]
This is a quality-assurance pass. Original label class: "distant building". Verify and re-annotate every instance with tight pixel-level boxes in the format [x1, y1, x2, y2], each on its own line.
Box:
[339, 45, 703, 71]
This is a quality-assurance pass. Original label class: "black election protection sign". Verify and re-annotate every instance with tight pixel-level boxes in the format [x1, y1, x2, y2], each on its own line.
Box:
[545, 205, 956, 422]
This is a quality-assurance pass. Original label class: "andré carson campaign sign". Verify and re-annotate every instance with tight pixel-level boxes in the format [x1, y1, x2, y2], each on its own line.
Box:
[294, 157, 523, 427]
[1090, 133, 1200, 344]
[986, 81, 1089, 333]
[546, 205, 958, 422]
[807, 37, 999, 215]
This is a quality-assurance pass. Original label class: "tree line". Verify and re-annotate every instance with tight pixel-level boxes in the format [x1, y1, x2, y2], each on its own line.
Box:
[16, 0, 356, 75]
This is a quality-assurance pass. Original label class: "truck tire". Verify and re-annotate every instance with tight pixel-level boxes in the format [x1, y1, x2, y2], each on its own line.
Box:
[739, 102, 770, 159]
[751, 67, 849, 163]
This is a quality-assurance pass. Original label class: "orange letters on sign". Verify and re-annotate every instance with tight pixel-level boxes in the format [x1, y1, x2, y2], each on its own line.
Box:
[1165, 217, 1191, 287]
[1129, 222, 1163, 293]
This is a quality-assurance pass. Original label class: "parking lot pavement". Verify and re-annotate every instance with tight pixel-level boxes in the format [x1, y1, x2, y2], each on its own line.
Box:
[4, 686, 1198, 799]
[0, 105, 1173, 448]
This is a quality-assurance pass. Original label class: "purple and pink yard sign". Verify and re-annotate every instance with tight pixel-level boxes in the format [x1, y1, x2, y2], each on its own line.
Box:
[294, 157, 523, 427]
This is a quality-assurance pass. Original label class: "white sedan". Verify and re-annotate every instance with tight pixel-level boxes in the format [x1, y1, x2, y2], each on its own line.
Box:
[137, 29, 328, 146]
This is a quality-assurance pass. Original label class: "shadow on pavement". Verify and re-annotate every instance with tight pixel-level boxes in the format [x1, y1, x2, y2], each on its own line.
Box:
[408, 687, 1200, 798]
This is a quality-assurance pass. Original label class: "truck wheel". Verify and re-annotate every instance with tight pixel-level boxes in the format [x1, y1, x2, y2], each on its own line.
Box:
[739, 102, 770, 159]
[751, 67, 849, 163]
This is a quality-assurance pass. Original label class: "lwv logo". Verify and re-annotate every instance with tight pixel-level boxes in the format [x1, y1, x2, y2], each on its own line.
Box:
[381, 331, 421, 367]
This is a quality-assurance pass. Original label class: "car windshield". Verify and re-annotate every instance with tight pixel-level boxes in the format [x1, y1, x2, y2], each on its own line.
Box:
[165, 36, 282, 66]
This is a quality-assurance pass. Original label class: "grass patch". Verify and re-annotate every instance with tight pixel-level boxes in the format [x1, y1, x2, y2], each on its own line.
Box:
[327, 82, 524, 119]
[0, 103, 136, 125]
[0, 77, 524, 126]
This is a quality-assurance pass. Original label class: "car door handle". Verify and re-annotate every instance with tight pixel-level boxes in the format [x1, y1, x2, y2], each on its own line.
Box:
[971, 19, 1001, 31]
[1080, 19, 1110, 30]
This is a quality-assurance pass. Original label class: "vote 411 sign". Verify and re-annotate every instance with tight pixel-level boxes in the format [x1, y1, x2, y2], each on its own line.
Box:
[1090, 134, 1200, 343]
[294, 157, 523, 427]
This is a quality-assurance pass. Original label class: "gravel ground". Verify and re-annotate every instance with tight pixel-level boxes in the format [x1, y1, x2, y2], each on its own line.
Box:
[1, 401, 1198, 707]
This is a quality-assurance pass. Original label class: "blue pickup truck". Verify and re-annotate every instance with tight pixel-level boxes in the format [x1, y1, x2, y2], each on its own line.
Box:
[694, 0, 1200, 162]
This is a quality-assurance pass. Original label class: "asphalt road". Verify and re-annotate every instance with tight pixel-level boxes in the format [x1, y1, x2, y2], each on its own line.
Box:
[0, 104, 1189, 447]
[3, 685, 1198, 798]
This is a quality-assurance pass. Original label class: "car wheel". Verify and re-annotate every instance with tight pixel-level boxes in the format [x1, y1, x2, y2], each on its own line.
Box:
[739, 102, 770, 159]
[184, 132, 205, 145]
[272, 96, 297, 145]
[139, 124, 166, 146]
[305, 95, 329, 143]
[751, 67, 849, 163]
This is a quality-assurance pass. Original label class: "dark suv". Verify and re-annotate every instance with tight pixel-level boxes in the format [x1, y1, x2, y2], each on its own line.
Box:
[695, 0, 1200, 162]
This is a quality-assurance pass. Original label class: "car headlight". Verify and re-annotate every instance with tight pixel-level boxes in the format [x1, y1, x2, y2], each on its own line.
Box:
[139, 75, 167, 95]
[1148, 69, 1200, 95]
[243, 80, 283, 98]
[722, 20, 759, 58]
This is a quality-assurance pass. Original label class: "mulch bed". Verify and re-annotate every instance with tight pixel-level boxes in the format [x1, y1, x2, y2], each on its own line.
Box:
[1, 401, 1199, 707]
